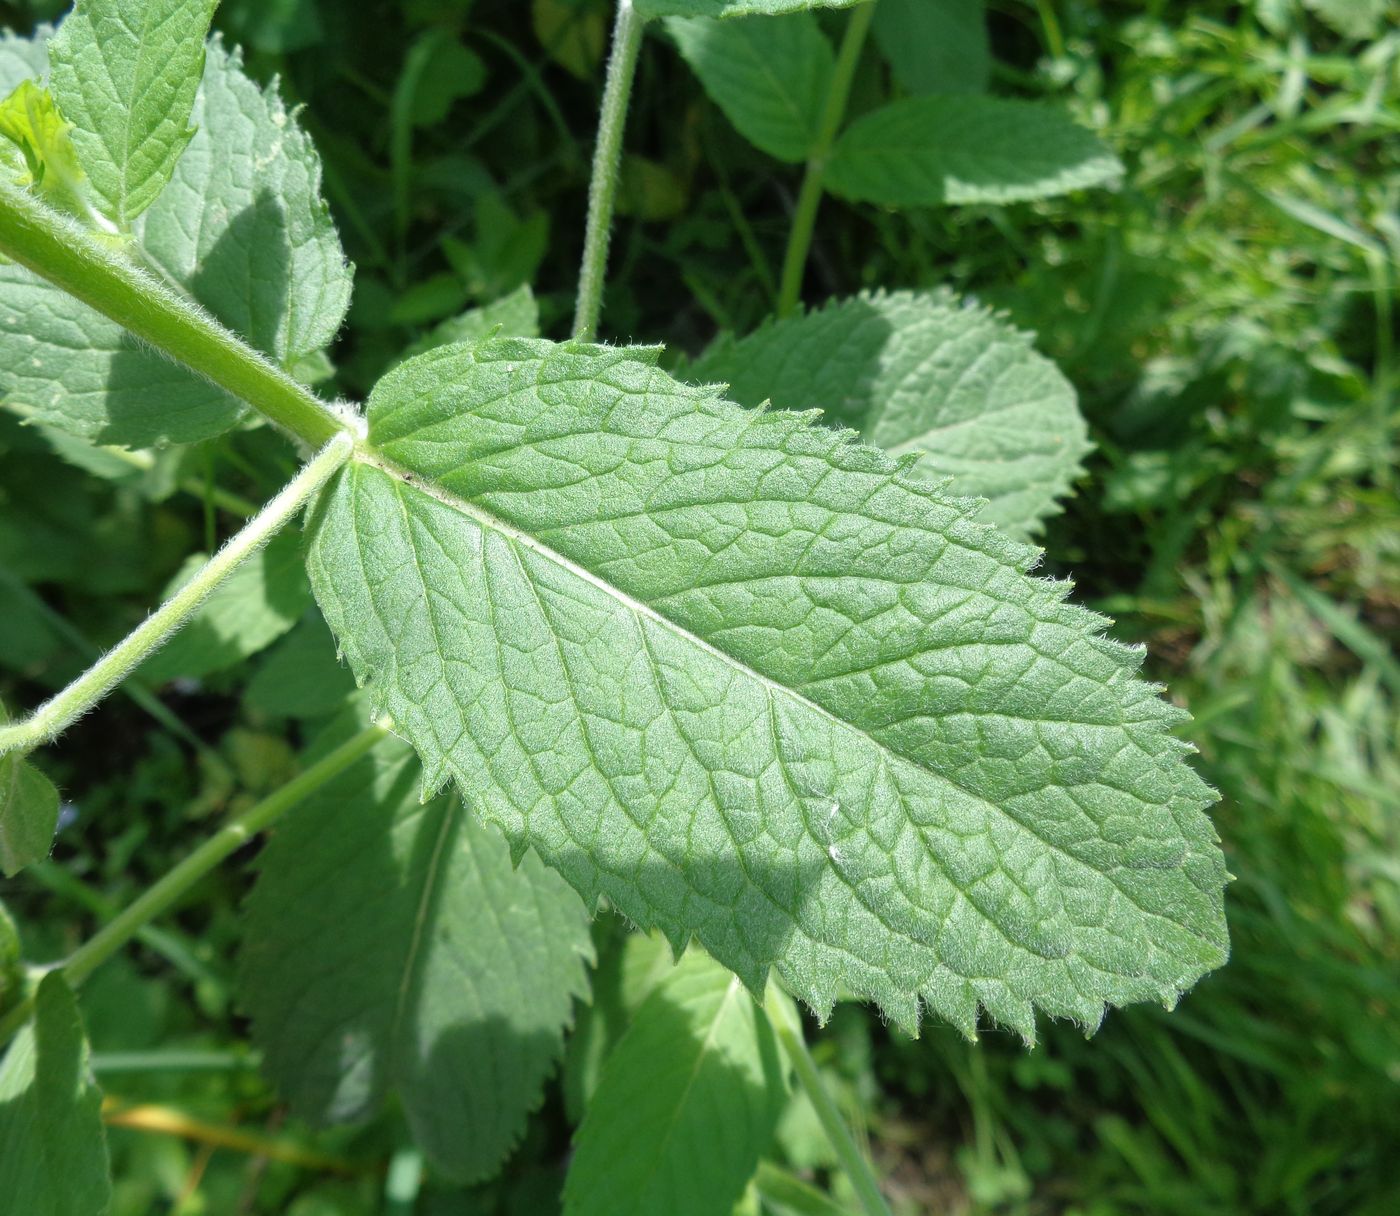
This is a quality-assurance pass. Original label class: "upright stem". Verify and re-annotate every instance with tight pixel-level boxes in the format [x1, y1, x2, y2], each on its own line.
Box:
[0, 725, 388, 1047]
[0, 177, 352, 449]
[776, 1, 876, 317]
[0, 435, 353, 759]
[573, 0, 644, 340]
[764, 988, 894, 1216]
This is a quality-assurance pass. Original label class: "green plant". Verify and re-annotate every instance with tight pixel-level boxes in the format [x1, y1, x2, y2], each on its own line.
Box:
[0, 1, 1230, 1212]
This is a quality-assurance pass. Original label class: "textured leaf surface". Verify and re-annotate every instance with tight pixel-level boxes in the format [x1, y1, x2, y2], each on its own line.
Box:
[874, 0, 990, 95]
[827, 95, 1123, 207]
[48, 0, 219, 227]
[242, 729, 592, 1183]
[0, 36, 350, 446]
[666, 13, 832, 163]
[138, 528, 311, 684]
[306, 337, 1228, 1039]
[563, 950, 787, 1216]
[0, 974, 111, 1216]
[689, 290, 1090, 536]
[637, 0, 861, 17]
[0, 699, 60, 877]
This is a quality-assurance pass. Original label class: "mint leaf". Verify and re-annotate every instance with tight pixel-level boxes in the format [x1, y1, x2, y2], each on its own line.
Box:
[689, 289, 1090, 536]
[637, 0, 862, 17]
[138, 528, 311, 685]
[244, 614, 356, 721]
[242, 728, 593, 1183]
[307, 338, 1228, 1039]
[1, 699, 60, 878]
[0, 35, 350, 447]
[874, 0, 990, 95]
[399, 283, 540, 365]
[827, 95, 1123, 207]
[0, 81, 89, 217]
[666, 13, 833, 163]
[563, 950, 787, 1216]
[0, 974, 111, 1216]
[48, 0, 219, 228]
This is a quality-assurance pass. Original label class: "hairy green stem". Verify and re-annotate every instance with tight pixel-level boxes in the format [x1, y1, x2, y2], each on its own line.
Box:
[0, 435, 353, 759]
[764, 988, 894, 1216]
[776, 0, 876, 318]
[0, 725, 388, 1048]
[0, 177, 353, 449]
[573, 0, 644, 340]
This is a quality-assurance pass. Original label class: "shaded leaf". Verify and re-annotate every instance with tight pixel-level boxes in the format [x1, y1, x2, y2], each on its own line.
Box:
[0, 699, 60, 878]
[827, 94, 1123, 206]
[563, 950, 787, 1216]
[400, 284, 540, 365]
[689, 289, 1090, 536]
[244, 613, 357, 720]
[638, 0, 862, 17]
[873, 0, 990, 95]
[666, 12, 833, 163]
[48, 0, 219, 227]
[0, 974, 111, 1216]
[306, 337, 1228, 1040]
[242, 729, 593, 1183]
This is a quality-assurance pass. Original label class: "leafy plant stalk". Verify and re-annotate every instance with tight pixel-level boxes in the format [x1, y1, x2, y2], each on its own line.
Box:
[776, 0, 876, 317]
[0, 724, 388, 1048]
[764, 987, 895, 1216]
[0, 176, 351, 449]
[0, 434, 353, 758]
[572, 0, 644, 340]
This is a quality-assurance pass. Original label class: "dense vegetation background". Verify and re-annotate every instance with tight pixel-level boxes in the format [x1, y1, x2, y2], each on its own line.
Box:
[0, 0, 1396, 1212]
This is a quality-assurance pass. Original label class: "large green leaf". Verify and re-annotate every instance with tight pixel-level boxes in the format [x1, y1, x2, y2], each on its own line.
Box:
[827, 95, 1123, 207]
[0, 974, 111, 1216]
[0, 36, 350, 447]
[637, 0, 862, 17]
[665, 13, 833, 163]
[563, 950, 787, 1216]
[0, 699, 60, 878]
[688, 290, 1090, 536]
[48, 0, 219, 228]
[873, 0, 990, 95]
[241, 729, 593, 1183]
[306, 338, 1228, 1040]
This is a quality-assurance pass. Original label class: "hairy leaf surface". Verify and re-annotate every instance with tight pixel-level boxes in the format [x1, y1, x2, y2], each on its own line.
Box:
[0, 699, 60, 877]
[689, 290, 1090, 536]
[827, 95, 1122, 206]
[874, 0, 990, 95]
[242, 728, 593, 1183]
[48, 0, 219, 227]
[0, 37, 350, 446]
[0, 974, 111, 1216]
[307, 338, 1228, 1039]
[637, 0, 862, 17]
[666, 13, 832, 163]
[563, 950, 787, 1216]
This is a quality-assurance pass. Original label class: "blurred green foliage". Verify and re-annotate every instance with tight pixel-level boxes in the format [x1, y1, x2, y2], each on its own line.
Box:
[0, 0, 1395, 1211]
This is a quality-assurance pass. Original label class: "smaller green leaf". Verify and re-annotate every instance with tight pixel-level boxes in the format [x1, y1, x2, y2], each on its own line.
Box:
[0, 80, 88, 215]
[874, 0, 990, 95]
[138, 528, 311, 685]
[666, 13, 833, 163]
[0, 700, 60, 878]
[827, 94, 1123, 207]
[563, 950, 788, 1216]
[399, 284, 540, 365]
[688, 289, 1091, 536]
[0, 973, 112, 1216]
[0, 900, 23, 1015]
[242, 728, 593, 1184]
[638, 0, 862, 18]
[244, 614, 357, 721]
[48, 0, 220, 227]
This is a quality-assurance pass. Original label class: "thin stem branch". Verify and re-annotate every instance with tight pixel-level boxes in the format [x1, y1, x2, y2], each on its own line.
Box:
[0, 435, 353, 759]
[0, 725, 388, 1048]
[573, 0, 644, 340]
[764, 987, 894, 1216]
[0, 177, 354, 449]
[776, 1, 876, 318]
